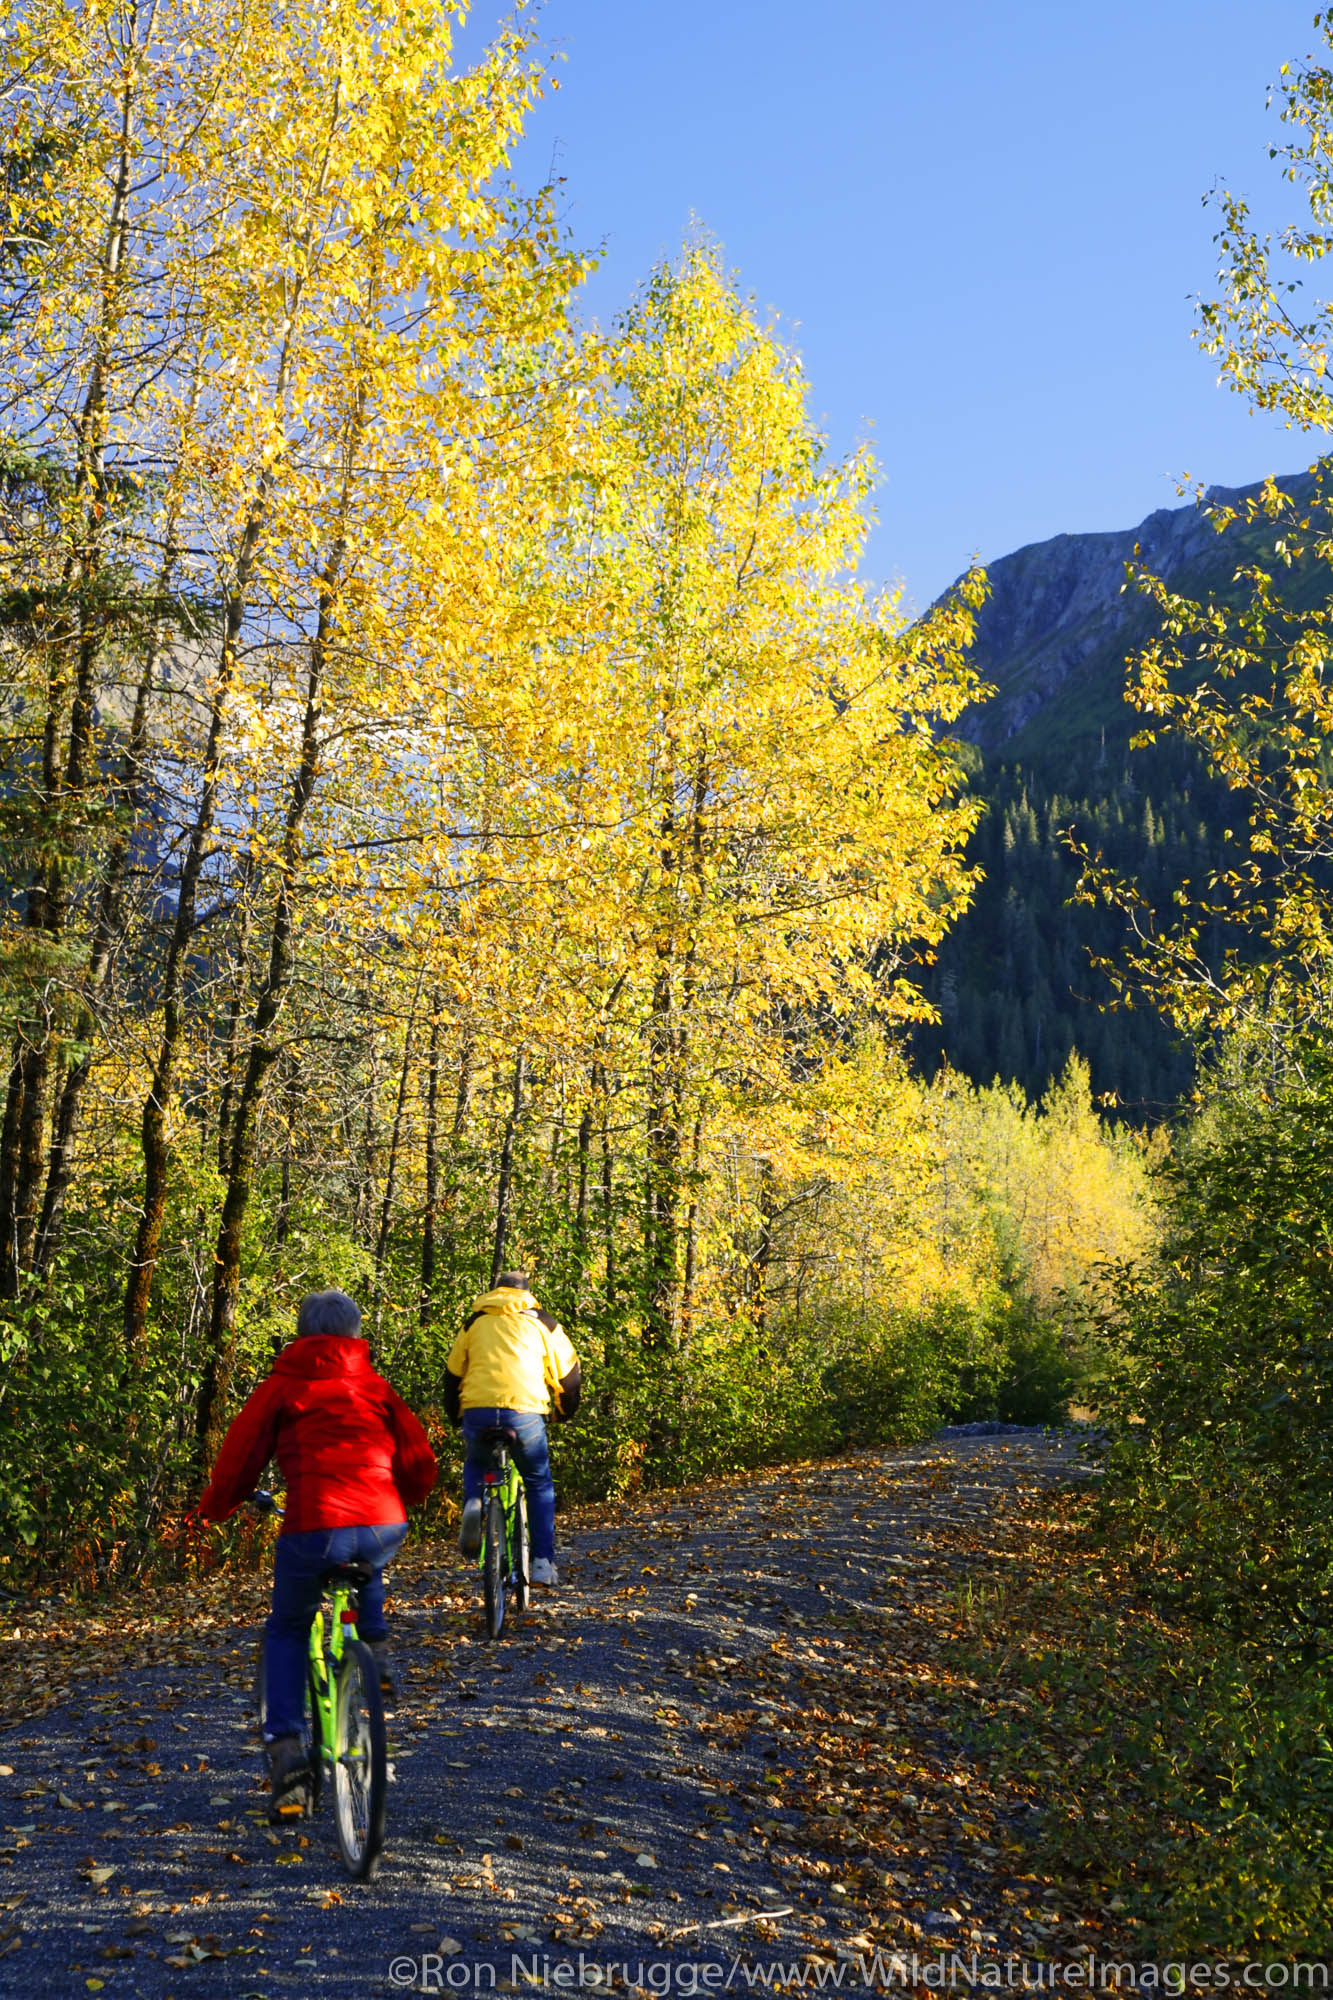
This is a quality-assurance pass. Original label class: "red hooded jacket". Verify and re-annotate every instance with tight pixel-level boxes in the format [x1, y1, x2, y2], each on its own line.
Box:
[198, 1335, 437, 1532]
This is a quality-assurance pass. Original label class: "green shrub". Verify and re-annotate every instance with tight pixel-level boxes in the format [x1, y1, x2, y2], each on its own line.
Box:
[990, 1300, 1080, 1424]
[1098, 1041, 1333, 1648]
[0, 1255, 194, 1584]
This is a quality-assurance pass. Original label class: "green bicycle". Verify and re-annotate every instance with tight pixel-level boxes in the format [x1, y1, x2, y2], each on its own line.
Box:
[251, 1491, 388, 1880]
[475, 1425, 530, 1639]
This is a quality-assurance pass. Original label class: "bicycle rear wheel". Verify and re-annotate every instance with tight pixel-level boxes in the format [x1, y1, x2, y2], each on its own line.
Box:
[483, 1489, 506, 1639]
[333, 1640, 387, 1879]
[513, 1485, 530, 1614]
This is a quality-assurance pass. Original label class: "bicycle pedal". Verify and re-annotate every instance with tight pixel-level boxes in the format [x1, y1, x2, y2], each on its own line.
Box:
[268, 1782, 313, 1824]
[268, 1800, 309, 1824]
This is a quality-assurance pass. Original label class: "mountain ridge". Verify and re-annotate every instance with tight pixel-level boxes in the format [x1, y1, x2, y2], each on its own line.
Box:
[952, 468, 1317, 758]
[912, 468, 1327, 1116]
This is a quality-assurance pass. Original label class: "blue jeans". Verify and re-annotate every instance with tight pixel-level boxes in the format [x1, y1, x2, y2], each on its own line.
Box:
[462, 1409, 556, 1562]
[263, 1522, 407, 1741]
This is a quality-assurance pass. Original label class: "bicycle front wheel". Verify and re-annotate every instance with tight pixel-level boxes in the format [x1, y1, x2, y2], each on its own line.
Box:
[483, 1489, 506, 1640]
[332, 1640, 387, 1879]
[513, 1485, 530, 1615]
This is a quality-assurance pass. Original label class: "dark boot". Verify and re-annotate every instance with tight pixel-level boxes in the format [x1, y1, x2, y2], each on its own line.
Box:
[367, 1638, 397, 1705]
[458, 1497, 482, 1557]
[265, 1734, 310, 1820]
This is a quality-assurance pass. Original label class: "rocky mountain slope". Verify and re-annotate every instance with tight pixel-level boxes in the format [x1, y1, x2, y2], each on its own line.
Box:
[916, 468, 1324, 1116]
[954, 468, 1317, 757]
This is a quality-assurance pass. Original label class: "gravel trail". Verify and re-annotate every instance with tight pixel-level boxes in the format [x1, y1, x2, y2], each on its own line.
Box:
[0, 1429, 1095, 1997]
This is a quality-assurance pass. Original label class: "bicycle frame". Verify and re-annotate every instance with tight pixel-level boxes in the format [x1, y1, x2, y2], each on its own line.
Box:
[251, 1488, 361, 1760]
[477, 1454, 524, 1575]
[307, 1584, 360, 1757]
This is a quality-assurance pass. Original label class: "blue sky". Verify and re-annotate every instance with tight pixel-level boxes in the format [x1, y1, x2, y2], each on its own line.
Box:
[462, 0, 1319, 609]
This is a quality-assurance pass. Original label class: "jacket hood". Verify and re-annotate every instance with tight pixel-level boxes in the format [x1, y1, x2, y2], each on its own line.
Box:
[471, 1287, 538, 1315]
[272, 1333, 372, 1379]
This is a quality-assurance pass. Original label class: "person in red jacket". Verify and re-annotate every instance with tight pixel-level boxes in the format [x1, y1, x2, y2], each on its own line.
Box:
[198, 1289, 436, 1809]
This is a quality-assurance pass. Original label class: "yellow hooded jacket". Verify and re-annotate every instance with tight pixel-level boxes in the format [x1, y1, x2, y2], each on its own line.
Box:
[443, 1287, 580, 1421]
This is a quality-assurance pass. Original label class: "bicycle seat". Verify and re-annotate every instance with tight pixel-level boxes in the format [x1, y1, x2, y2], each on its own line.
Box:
[320, 1559, 375, 1591]
[478, 1424, 518, 1451]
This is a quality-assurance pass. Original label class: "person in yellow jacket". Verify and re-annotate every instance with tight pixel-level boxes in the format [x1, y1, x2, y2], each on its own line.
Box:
[444, 1272, 580, 1587]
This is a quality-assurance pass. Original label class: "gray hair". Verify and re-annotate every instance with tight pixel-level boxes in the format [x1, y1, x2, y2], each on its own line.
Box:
[496, 1271, 529, 1290]
[296, 1289, 363, 1338]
